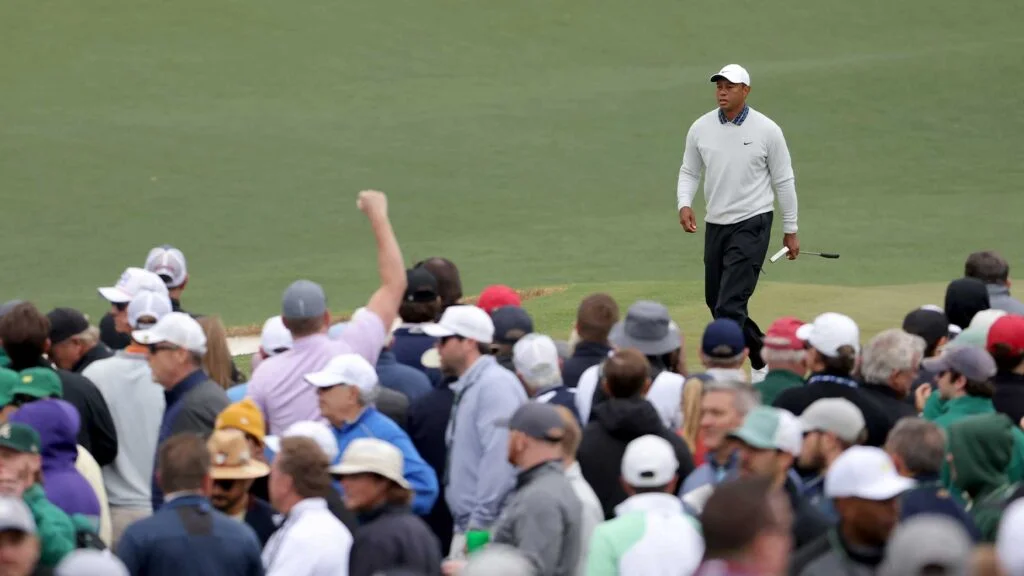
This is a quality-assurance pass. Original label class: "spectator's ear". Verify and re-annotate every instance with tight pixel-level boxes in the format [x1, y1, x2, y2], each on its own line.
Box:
[641, 378, 653, 396]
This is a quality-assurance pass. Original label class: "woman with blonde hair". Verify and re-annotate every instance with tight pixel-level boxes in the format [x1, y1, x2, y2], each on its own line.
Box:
[197, 315, 242, 389]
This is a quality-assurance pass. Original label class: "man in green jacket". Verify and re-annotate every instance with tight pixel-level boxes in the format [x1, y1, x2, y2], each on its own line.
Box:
[0, 422, 77, 566]
[948, 413, 1020, 541]
[755, 317, 808, 405]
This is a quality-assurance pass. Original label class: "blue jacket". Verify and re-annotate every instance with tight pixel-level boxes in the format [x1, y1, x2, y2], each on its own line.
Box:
[406, 384, 455, 554]
[445, 355, 527, 532]
[391, 327, 442, 385]
[534, 385, 580, 423]
[800, 475, 837, 522]
[376, 350, 432, 404]
[679, 452, 739, 497]
[900, 473, 982, 542]
[331, 407, 438, 515]
[117, 494, 264, 576]
[561, 341, 612, 389]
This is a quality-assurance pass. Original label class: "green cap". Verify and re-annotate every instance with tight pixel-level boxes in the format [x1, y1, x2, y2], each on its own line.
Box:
[0, 369, 17, 406]
[727, 406, 803, 456]
[0, 423, 40, 455]
[13, 368, 63, 400]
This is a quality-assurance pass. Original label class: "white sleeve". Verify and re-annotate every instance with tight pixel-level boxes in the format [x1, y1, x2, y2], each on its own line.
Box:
[264, 536, 318, 576]
[766, 124, 798, 233]
[575, 367, 599, 426]
[676, 123, 703, 211]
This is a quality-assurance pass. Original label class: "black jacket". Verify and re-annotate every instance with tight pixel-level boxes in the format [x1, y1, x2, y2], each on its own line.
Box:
[243, 497, 278, 548]
[98, 313, 130, 351]
[562, 341, 612, 389]
[377, 387, 410, 431]
[349, 505, 442, 576]
[11, 359, 118, 466]
[406, 384, 455, 554]
[577, 397, 694, 519]
[993, 372, 1024, 427]
[71, 344, 113, 374]
[773, 374, 891, 447]
[857, 383, 916, 447]
[784, 477, 833, 551]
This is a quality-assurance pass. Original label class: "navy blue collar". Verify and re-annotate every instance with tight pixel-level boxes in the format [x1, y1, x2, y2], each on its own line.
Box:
[166, 369, 209, 405]
[571, 341, 612, 358]
[718, 105, 749, 125]
[806, 373, 859, 388]
[376, 349, 397, 367]
[162, 493, 211, 510]
[535, 384, 566, 397]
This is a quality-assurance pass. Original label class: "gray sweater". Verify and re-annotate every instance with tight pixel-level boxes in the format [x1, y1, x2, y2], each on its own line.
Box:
[987, 284, 1024, 315]
[492, 460, 583, 576]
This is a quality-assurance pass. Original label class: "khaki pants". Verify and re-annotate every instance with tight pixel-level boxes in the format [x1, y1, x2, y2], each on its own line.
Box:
[110, 507, 152, 549]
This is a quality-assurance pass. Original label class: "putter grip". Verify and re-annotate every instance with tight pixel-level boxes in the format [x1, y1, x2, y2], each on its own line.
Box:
[819, 253, 840, 259]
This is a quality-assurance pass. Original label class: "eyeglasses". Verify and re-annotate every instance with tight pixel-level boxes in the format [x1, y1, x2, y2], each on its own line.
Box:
[213, 479, 237, 491]
[146, 343, 181, 355]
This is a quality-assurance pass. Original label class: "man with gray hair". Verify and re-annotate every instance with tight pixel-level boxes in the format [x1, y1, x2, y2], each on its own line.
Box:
[45, 308, 112, 373]
[678, 380, 758, 511]
[884, 417, 981, 541]
[965, 250, 1024, 315]
[304, 353, 438, 515]
[857, 328, 923, 446]
[513, 333, 578, 421]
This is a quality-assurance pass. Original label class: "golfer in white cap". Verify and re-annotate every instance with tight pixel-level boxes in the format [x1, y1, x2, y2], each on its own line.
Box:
[677, 63, 800, 380]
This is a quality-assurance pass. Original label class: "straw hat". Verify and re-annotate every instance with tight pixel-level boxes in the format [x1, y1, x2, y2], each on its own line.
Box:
[207, 429, 270, 480]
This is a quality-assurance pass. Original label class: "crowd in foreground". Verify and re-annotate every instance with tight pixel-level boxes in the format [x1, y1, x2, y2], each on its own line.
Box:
[3, 192, 1024, 575]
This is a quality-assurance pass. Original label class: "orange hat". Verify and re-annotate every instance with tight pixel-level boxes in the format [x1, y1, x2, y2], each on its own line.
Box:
[215, 398, 266, 444]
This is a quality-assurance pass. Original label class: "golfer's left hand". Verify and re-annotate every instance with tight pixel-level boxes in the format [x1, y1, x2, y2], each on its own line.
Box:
[783, 233, 800, 260]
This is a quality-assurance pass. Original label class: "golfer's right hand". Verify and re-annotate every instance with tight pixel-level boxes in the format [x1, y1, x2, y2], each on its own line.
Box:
[357, 190, 388, 219]
[679, 207, 697, 233]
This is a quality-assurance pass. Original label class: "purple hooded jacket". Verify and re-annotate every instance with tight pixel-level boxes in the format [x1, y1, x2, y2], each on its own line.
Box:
[11, 399, 101, 520]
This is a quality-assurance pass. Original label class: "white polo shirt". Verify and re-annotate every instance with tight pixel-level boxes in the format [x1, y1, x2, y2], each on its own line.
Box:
[262, 498, 351, 576]
[676, 106, 799, 233]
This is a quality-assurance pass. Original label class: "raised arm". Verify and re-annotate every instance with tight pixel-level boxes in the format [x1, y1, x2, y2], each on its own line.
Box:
[358, 190, 407, 330]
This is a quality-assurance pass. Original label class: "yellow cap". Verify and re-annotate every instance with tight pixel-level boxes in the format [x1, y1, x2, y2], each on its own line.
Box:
[215, 398, 266, 444]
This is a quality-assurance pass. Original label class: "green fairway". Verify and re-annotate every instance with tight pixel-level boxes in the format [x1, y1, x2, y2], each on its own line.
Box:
[3, 0, 1023, 325]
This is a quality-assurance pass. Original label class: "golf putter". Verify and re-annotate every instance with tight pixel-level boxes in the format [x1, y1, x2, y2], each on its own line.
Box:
[769, 247, 841, 263]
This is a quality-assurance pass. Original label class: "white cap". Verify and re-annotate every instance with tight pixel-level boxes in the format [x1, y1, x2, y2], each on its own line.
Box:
[127, 291, 173, 330]
[710, 63, 751, 86]
[260, 316, 293, 356]
[825, 446, 915, 500]
[304, 354, 378, 391]
[797, 312, 860, 357]
[56, 550, 129, 576]
[998, 499, 1024, 575]
[422, 305, 494, 344]
[513, 333, 561, 384]
[132, 312, 207, 354]
[98, 267, 169, 304]
[144, 245, 188, 288]
[621, 434, 678, 488]
[329, 437, 410, 488]
[265, 420, 339, 462]
[799, 398, 866, 444]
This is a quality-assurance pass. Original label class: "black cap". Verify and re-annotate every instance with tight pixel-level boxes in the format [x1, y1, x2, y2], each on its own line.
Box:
[46, 308, 90, 345]
[902, 308, 949, 350]
[491, 306, 533, 345]
[404, 268, 439, 303]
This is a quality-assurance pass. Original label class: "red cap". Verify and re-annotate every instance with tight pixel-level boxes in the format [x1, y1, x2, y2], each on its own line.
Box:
[477, 285, 521, 314]
[987, 315, 1024, 355]
[763, 317, 807, 351]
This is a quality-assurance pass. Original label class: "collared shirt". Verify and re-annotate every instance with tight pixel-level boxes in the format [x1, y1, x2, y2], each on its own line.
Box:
[718, 105, 750, 125]
[262, 498, 352, 576]
[248, 309, 386, 435]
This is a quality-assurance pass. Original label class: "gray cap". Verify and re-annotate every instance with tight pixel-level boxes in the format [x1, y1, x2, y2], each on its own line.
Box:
[609, 300, 680, 356]
[282, 280, 327, 320]
[496, 402, 565, 442]
[56, 550, 130, 576]
[0, 496, 36, 534]
[462, 544, 537, 576]
[0, 300, 24, 320]
[878, 515, 970, 576]
[798, 398, 866, 443]
[922, 345, 997, 382]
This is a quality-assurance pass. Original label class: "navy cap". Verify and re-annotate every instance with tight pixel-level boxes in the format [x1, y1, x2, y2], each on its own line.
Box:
[496, 402, 565, 442]
[491, 306, 534, 345]
[702, 318, 745, 358]
[282, 280, 327, 319]
[404, 268, 439, 303]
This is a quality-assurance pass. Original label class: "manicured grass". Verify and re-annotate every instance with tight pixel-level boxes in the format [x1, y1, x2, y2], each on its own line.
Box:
[2, 0, 1022, 326]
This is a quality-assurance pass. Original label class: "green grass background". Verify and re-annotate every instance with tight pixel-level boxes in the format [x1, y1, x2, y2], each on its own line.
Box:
[2, 0, 1023, 327]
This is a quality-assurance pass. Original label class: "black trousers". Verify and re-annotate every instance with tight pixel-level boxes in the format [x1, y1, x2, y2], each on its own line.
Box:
[704, 212, 773, 370]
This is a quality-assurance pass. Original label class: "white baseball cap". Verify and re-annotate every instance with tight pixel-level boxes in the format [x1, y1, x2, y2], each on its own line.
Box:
[799, 398, 866, 444]
[422, 305, 494, 344]
[710, 63, 751, 86]
[304, 354, 378, 391]
[621, 434, 678, 488]
[265, 420, 339, 462]
[127, 291, 173, 330]
[513, 333, 561, 384]
[825, 446, 915, 500]
[131, 311, 207, 354]
[144, 245, 188, 289]
[329, 437, 410, 488]
[797, 312, 860, 357]
[98, 267, 169, 304]
[260, 316, 293, 356]
[998, 499, 1024, 575]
